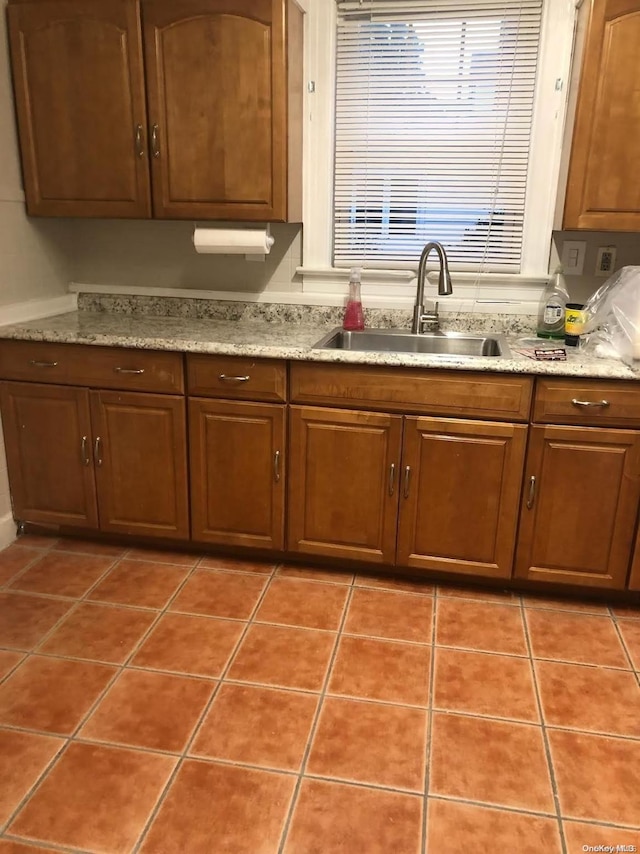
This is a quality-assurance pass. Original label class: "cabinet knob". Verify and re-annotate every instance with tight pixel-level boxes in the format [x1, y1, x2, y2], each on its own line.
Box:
[151, 124, 160, 158]
[135, 124, 145, 158]
[94, 437, 103, 467]
[388, 462, 396, 496]
[273, 450, 281, 483]
[81, 436, 91, 466]
[403, 465, 411, 499]
[526, 475, 536, 510]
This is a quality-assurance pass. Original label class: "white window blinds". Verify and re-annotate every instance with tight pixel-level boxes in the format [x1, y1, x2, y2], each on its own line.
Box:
[334, 0, 544, 272]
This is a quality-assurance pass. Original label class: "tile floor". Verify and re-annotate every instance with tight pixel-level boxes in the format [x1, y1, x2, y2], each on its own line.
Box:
[0, 535, 639, 853]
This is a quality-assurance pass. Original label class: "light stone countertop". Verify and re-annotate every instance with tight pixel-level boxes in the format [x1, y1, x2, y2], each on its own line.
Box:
[0, 310, 638, 380]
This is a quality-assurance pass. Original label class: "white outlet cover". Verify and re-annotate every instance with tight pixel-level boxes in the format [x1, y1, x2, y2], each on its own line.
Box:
[560, 240, 586, 276]
[595, 246, 617, 277]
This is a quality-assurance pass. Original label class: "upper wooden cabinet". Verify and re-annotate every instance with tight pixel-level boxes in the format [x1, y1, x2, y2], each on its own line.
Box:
[563, 0, 640, 230]
[7, 0, 303, 221]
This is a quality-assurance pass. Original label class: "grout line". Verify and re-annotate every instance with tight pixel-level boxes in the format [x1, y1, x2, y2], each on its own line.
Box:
[1, 832, 89, 853]
[276, 578, 356, 854]
[520, 600, 567, 854]
[130, 562, 278, 853]
[610, 618, 640, 685]
[421, 582, 438, 854]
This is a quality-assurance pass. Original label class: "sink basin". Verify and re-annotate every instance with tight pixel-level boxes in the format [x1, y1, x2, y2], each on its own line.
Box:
[313, 327, 511, 358]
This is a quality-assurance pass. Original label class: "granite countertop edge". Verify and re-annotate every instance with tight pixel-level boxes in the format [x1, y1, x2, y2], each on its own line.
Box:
[0, 311, 637, 381]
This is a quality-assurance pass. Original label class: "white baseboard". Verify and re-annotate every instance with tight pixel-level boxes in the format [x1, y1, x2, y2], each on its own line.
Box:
[0, 512, 16, 550]
[0, 293, 78, 327]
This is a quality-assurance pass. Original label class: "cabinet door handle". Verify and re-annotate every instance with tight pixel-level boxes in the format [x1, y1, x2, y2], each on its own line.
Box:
[218, 374, 250, 383]
[388, 462, 396, 496]
[94, 437, 103, 467]
[29, 360, 58, 368]
[81, 436, 91, 466]
[571, 398, 610, 408]
[273, 450, 281, 482]
[135, 123, 144, 158]
[114, 367, 145, 375]
[403, 465, 411, 499]
[151, 124, 160, 158]
[526, 475, 536, 509]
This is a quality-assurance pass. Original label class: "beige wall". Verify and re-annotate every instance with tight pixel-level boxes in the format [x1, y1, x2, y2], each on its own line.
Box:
[551, 231, 640, 304]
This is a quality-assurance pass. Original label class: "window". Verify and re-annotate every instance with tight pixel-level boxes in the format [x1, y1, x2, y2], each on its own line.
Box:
[334, 0, 543, 272]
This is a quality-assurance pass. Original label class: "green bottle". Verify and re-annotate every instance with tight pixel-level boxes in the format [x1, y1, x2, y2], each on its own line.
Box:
[537, 267, 569, 339]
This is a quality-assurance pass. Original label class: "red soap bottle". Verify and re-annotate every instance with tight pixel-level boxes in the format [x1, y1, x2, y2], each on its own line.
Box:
[343, 268, 365, 331]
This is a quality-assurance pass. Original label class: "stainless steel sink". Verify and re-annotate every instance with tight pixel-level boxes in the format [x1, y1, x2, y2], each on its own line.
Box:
[313, 327, 511, 358]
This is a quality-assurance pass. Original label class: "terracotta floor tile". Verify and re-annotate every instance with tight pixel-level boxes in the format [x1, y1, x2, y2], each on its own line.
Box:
[0, 546, 39, 586]
[0, 651, 25, 681]
[430, 712, 555, 813]
[15, 535, 58, 550]
[618, 619, 640, 670]
[191, 683, 318, 771]
[38, 603, 156, 664]
[131, 612, 244, 677]
[228, 624, 335, 691]
[523, 593, 610, 615]
[52, 537, 128, 558]
[343, 587, 433, 643]
[328, 635, 431, 706]
[8, 552, 114, 598]
[307, 697, 427, 791]
[563, 821, 640, 853]
[0, 593, 73, 651]
[199, 555, 276, 574]
[0, 656, 115, 734]
[9, 741, 176, 852]
[437, 583, 521, 604]
[536, 660, 640, 736]
[355, 573, 434, 595]
[610, 603, 640, 620]
[426, 799, 563, 854]
[0, 729, 64, 826]
[548, 729, 640, 826]
[170, 570, 266, 619]
[283, 778, 422, 854]
[433, 648, 539, 722]
[526, 610, 629, 668]
[89, 559, 188, 609]
[436, 598, 528, 656]
[139, 759, 295, 854]
[0, 841, 62, 853]
[255, 578, 348, 631]
[125, 546, 199, 567]
[81, 668, 214, 752]
[277, 563, 355, 584]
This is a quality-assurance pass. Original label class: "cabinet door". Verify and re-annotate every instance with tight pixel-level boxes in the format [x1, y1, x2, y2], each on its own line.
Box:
[8, 0, 151, 217]
[142, 0, 288, 220]
[563, 0, 640, 230]
[90, 390, 189, 539]
[0, 382, 98, 528]
[288, 406, 403, 564]
[396, 417, 527, 579]
[189, 398, 285, 550]
[515, 425, 640, 589]
[629, 529, 640, 591]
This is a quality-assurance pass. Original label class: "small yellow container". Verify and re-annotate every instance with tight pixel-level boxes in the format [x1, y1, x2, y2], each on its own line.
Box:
[565, 303, 585, 346]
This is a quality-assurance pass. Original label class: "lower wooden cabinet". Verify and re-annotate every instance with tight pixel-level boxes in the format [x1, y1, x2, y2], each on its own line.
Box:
[189, 398, 285, 550]
[515, 425, 640, 589]
[0, 382, 98, 528]
[0, 381, 189, 539]
[397, 417, 527, 578]
[287, 406, 403, 563]
[629, 531, 640, 592]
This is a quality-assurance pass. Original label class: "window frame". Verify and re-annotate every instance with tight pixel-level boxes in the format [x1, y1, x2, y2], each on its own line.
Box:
[299, 0, 578, 308]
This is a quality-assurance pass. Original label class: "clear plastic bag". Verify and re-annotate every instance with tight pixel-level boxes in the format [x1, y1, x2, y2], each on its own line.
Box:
[583, 266, 640, 364]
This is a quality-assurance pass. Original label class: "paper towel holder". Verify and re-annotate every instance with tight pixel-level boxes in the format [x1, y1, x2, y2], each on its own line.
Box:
[247, 224, 274, 263]
[192, 223, 275, 261]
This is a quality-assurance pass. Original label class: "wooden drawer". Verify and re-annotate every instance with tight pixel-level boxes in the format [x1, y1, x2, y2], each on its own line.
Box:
[290, 362, 533, 421]
[533, 378, 640, 427]
[187, 355, 287, 403]
[0, 340, 184, 394]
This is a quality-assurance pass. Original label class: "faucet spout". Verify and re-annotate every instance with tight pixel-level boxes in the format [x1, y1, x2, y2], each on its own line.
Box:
[412, 241, 453, 334]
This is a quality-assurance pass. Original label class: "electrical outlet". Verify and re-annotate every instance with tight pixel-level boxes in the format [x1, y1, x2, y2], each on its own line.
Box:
[560, 240, 586, 276]
[595, 246, 617, 277]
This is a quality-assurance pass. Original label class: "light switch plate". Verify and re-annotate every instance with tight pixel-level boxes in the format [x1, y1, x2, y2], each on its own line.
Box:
[560, 240, 586, 276]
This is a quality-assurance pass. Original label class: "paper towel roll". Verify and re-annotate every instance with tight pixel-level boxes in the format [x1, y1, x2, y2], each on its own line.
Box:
[193, 227, 275, 255]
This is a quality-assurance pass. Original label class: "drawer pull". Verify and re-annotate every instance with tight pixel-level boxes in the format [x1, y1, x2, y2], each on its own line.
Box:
[403, 465, 411, 499]
[115, 367, 145, 375]
[218, 374, 250, 383]
[571, 398, 610, 409]
[273, 450, 281, 483]
[29, 360, 58, 368]
[526, 475, 536, 510]
[94, 437, 103, 467]
[81, 436, 91, 466]
[388, 462, 396, 496]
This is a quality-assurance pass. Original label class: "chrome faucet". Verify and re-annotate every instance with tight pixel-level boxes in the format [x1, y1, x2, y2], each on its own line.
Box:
[411, 241, 453, 333]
